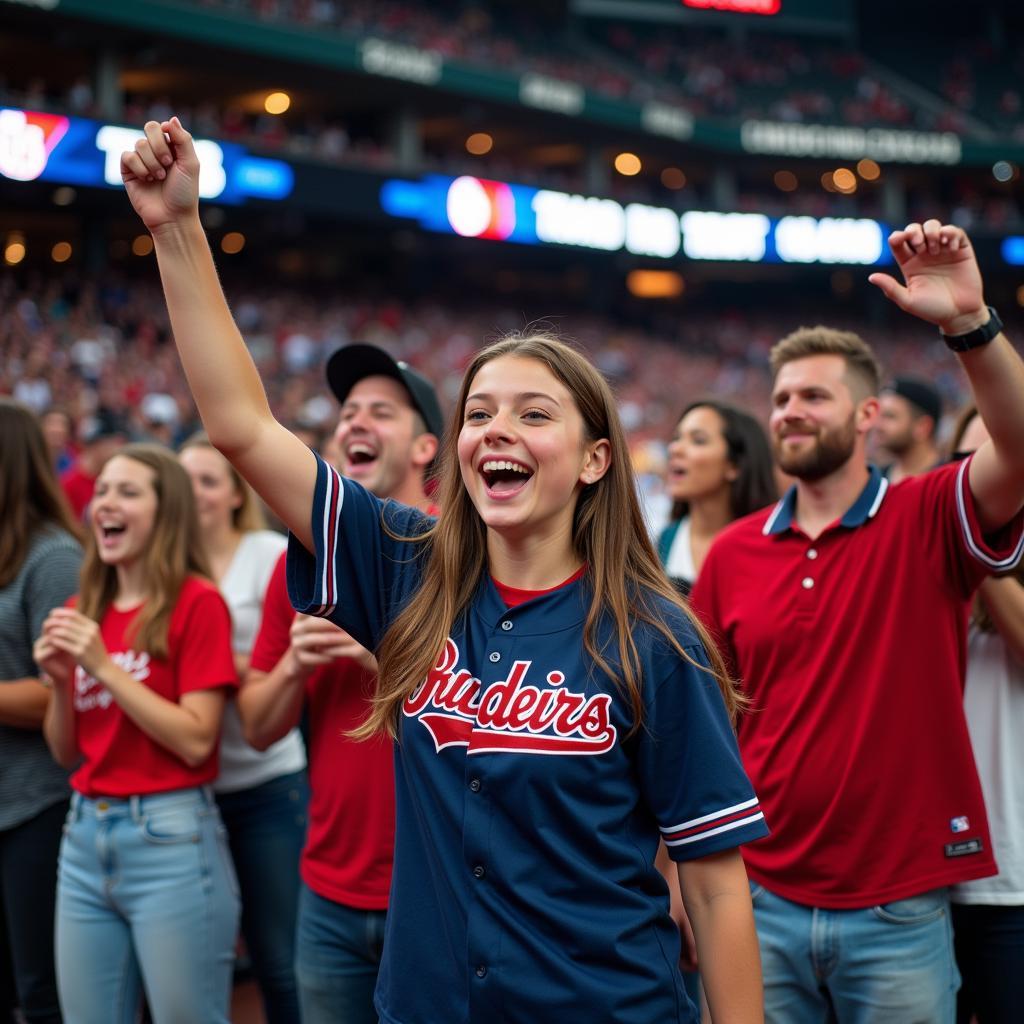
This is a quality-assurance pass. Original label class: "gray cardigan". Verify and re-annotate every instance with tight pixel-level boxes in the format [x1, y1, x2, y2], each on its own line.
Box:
[0, 527, 82, 830]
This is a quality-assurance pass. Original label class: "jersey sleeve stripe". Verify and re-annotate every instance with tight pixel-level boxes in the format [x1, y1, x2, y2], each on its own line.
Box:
[317, 464, 344, 616]
[661, 804, 763, 842]
[660, 795, 759, 835]
[955, 457, 1024, 571]
[664, 811, 766, 847]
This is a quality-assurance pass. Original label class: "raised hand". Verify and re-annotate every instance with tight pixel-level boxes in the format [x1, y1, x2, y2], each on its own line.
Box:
[120, 117, 201, 233]
[868, 221, 988, 337]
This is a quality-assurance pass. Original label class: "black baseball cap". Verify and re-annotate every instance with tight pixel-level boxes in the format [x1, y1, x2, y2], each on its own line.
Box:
[883, 376, 942, 425]
[325, 344, 444, 438]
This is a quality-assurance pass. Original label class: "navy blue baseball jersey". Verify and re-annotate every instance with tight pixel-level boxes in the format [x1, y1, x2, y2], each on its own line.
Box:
[287, 454, 768, 1024]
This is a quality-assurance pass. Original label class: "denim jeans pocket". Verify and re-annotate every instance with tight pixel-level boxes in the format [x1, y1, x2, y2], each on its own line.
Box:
[871, 889, 948, 925]
[141, 803, 201, 844]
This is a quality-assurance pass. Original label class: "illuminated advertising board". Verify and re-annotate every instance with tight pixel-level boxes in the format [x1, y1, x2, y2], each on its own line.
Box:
[0, 107, 294, 204]
[380, 174, 891, 266]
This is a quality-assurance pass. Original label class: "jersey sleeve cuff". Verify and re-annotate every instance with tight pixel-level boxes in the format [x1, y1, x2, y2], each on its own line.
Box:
[661, 797, 770, 863]
[955, 456, 1024, 572]
[286, 453, 345, 617]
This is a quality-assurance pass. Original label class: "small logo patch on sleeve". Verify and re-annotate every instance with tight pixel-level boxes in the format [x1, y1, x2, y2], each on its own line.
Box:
[950, 816, 970, 833]
[945, 838, 983, 858]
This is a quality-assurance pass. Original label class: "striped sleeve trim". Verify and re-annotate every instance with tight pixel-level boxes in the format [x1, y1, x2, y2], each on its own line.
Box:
[314, 463, 344, 617]
[661, 796, 765, 848]
[955, 457, 1024, 572]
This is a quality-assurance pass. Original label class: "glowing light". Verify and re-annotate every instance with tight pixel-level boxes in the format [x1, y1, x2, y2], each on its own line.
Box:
[776, 217, 884, 265]
[774, 170, 798, 192]
[51, 241, 72, 262]
[993, 161, 1016, 183]
[221, 232, 245, 254]
[446, 176, 516, 240]
[661, 167, 686, 190]
[821, 171, 836, 193]
[466, 132, 493, 156]
[132, 234, 154, 257]
[614, 152, 642, 176]
[681, 211, 770, 261]
[832, 167, 857, 193]
[627, 270, 684, 299]
[625, 203, 681, 258]
[52, 186, 76, 205]
[264, 92, 291, 115]
[533, 190, 626, 251]
[857, 158, 881, 180]
[4, 239, 26, 265]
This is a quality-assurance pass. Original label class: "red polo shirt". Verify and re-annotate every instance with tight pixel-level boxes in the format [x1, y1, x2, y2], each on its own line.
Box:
[691, 458, 1024, 909]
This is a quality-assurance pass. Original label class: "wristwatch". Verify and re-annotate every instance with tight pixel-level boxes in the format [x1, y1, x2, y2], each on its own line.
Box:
[941, 306, 1003, 352]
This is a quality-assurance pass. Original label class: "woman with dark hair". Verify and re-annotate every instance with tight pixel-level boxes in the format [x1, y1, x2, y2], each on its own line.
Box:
[36, 444, 240, 1023]
[0, 399, 82, 1024]
[947, 406, 1024, 1024]
[658, 400, 777, 595]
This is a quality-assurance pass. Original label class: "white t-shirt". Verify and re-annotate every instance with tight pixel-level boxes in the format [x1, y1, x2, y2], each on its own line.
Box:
[664, 516, 697, 591]
[214, 530, 307, 794]
[951, 624, 1024, 905]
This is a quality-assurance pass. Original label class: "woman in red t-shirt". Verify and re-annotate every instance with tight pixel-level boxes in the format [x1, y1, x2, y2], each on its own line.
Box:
[36, 444, 240, 1024]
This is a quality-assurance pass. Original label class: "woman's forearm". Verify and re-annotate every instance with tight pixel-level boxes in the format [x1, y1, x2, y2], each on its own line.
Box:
[43, 683, 78, 769]
[0, 678, 52, 729]
[979, 576, 1024, 663]
[238, 653, 308, 752]
[96, 659, 222, 767]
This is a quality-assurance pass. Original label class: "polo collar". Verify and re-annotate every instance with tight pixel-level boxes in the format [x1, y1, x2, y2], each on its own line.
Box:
[762, 465, 889, 536]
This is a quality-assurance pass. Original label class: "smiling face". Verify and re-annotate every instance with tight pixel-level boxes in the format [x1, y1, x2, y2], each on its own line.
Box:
[179, 444, 241, 535]
[331, 374, 430, 500]
[666, 405, 735, 505]
[90, 455, 159, 567]
[457, 355, 609, 542]
[769, 354, 867, 482]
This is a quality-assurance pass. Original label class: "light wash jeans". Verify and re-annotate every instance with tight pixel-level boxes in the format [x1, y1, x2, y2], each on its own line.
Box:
[751, 881, 959, 1024]
[295, 882, 386, 1024]
[56, 787, 240, 1024]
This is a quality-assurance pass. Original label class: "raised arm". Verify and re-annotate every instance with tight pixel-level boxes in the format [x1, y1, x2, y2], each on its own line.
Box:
[121, 118, 316, 549]
[870, 221, 1024, 532]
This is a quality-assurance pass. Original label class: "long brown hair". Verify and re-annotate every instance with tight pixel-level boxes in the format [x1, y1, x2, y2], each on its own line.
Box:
[359, 333, 740, 740]
[179, 431, 267, 533]
[0, 399, 82, 587]
[948, 405, 1024, 631]
[78, 444, 210, 658]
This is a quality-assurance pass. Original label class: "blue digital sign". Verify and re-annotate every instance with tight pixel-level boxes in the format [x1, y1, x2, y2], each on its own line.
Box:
[0, 107, 294, 205]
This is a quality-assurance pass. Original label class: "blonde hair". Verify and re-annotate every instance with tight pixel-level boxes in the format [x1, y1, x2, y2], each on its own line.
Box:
[180, 432, 267, 533]
[78, 444, 210, 659]
[770, 326, 882, 400]
[357, 333, 741, 740]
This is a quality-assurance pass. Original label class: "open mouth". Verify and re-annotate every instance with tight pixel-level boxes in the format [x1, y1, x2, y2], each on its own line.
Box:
[98, 524, 126, 545]
[480, 458, 534, 495]
[345, 442, 379, 470]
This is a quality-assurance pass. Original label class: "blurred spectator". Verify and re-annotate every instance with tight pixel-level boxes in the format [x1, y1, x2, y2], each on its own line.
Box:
[59, 409, 129, 519]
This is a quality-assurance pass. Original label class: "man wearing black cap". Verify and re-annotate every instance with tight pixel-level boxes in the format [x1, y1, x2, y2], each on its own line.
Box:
[239, 344, 442, 1024]
[876, 376, 943, 484]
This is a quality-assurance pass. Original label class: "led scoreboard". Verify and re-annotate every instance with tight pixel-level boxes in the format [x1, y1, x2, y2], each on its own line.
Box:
[570, 0, 853, 34]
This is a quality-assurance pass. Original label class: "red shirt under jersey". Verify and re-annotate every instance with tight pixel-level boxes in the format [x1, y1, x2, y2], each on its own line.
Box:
[691, 459, 1024, 909]
[61, 463, 95, 520]
[70, 576, 237, 797]
[250, 553, 395, 911]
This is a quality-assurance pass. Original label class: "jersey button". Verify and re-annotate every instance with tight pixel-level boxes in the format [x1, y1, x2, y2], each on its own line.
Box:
[807, 548, 818, 560]
[469, 778, 482, 793]
[501, 620, 513, 631]
[489, 651, 501, 663]
[802, 577, 815, 589]
[475, 965, 487, 978]
[473, 865, 486, 879]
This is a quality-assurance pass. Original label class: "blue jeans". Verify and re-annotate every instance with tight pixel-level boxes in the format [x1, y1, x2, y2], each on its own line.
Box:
[56, 788, 240, 1024]
[215, 770, 308, 1024]
[295, 882, 386, 1024]
[952, 902, 1024, 1023]
[751, 881, 959, 1023]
